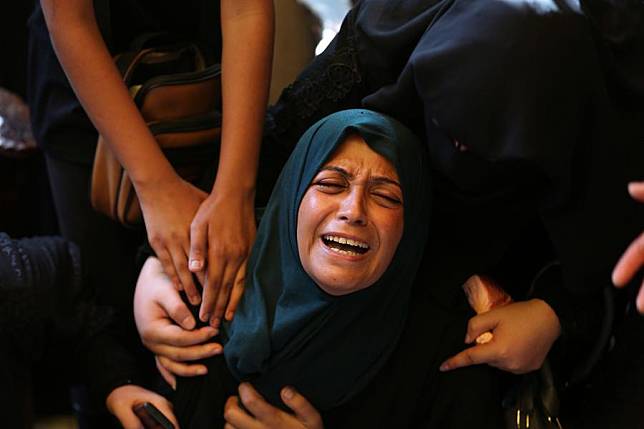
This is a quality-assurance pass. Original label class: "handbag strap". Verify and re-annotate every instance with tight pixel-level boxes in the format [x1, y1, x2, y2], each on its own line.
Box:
[115, 42, 207, 85]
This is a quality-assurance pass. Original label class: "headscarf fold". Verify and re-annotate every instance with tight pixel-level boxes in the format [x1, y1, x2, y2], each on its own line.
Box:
[224, 109, 431, 410]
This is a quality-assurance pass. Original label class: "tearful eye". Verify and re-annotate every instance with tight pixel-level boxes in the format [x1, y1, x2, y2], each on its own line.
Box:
[314, 179, 346, 193]
[371, 191, 402, 207]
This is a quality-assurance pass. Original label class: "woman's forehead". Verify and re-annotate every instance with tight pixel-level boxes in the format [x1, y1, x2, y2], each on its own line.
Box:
[321, 134, 399, 180]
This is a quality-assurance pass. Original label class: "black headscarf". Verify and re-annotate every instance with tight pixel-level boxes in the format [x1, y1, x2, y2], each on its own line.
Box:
[223, 109, 431, 410]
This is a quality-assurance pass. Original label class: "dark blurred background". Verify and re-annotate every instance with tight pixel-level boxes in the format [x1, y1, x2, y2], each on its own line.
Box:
[0, 0, 59, 239]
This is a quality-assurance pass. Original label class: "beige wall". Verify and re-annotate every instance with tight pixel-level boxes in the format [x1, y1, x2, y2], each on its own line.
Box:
[269, 0, 321, 104]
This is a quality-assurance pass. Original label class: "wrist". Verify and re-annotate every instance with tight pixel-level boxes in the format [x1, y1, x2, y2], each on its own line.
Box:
[211, 181, 256, 201]
[531, 298, 562, 338]
[133, 168, 181, 196]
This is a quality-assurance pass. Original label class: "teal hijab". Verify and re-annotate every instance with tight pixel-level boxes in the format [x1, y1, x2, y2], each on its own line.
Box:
[223, 109, 431, 410]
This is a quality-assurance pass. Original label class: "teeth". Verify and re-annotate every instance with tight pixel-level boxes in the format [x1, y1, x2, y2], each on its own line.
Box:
[328, 247, 361, 256]
[323, 235, 369, 249]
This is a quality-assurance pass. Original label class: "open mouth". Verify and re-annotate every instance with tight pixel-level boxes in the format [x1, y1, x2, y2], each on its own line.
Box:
[322, 234, 370, 256]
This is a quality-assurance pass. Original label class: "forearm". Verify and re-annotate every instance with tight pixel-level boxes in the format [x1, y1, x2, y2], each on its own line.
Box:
[217, 0, 274, 194]
[40, 0, 175, 189]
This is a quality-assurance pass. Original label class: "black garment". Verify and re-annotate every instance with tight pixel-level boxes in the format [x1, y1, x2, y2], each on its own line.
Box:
[0, 233, 112, 428]
[580, 0, 644, 108]
[262, 0, 641, 426]
[273, 0, 642, 366]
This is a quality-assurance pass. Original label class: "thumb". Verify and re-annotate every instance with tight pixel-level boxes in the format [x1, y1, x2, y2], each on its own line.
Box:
[464, 311, 500, 344]
[113, 405, 144, 429]
[281, 386, 323, 428]
[161, 289, 196, 330]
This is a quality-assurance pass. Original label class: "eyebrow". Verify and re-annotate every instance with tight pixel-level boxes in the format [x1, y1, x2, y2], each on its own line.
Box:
[319, 165, 402, 188]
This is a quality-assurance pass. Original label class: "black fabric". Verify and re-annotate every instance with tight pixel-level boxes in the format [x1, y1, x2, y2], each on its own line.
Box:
[0, 233, 113, 428]
[351, 0, 642, 367]
[257, 0, 643, 424]
[43, 155, 151, 424]
[580, 0, 644, 108]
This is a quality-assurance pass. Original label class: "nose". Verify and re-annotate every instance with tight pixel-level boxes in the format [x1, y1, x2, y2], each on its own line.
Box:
[337, 187, 367, 226]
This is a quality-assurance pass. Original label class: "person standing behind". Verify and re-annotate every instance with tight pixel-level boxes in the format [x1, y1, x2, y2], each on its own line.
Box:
[26, 0, 274, 426]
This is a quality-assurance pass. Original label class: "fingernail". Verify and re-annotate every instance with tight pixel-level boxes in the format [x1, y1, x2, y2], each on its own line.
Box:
[189, 259, 203, 270]
[281, 387, 294, 400]
[464, 333, 471, 344]
[190, 294, 201, 305]
[181, 315, 195, 330]
[225, 311, 233, 321]
[239, 383, 251, 400]
[211, 318, 221, 328]
[205, 327, 218, 336]
[201, 313, 211, 323]
[196, 367, 207, 375]
[439, 362, 450, 372]
[211, 345, 222, 355]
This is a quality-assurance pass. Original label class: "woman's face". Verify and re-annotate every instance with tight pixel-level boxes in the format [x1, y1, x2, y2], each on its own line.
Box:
[297, 134, 404, 295]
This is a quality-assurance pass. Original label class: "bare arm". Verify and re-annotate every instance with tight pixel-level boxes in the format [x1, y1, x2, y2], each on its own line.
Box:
[41, 0, 208, 294]
[190, 0, 275, 324]
[40, 0, 175, 185]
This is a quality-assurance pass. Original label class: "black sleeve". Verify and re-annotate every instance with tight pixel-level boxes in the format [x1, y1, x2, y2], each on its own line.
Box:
[85, 241, 159, 403]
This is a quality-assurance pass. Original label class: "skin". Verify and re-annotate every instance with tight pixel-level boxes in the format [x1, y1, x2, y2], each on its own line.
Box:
[133, 136, 404, 427]
[134, 256, 222, 388]
[223, 383, 323, 429]
[612, 181, 644, 314]
[440, 299, 561, 373]
[106, 385, 179, 429]
[40, 0, 274, 326]
[297, 134, 404, 295]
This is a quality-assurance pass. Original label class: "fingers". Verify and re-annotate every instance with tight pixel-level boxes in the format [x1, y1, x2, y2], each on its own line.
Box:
[224, 395, 262, 429]
[628, 181, 644, 202]
[107, 386, 177, 429]
[156, 286, 196, 330]
[226, 261, 247, 321]
[238, 382, 275, 421]
[612, 232, 644, 287]
[157, 355, 208, 378]
[212, 262, 241, 324]
[439, 343, 496, 372]
[281, 386, 323, 428]
[189, 219, 207, 273]
[154, 399, 180, 429]
[143, 324, 217, 348]
[637, 281, 644, 314]
[169, 243, 199, 305]
[200, 264, 222, 324]
[155, 247, 181, 291]
[153, 340, 222, 363]
[114, 406, 144, 429]
[464, 312, 499, 344]
[156, 356, 177, 389]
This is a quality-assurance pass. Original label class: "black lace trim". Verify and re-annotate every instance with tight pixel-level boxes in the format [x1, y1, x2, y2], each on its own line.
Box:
[284, 41, 361, 121]
[265, 9, 365, 148]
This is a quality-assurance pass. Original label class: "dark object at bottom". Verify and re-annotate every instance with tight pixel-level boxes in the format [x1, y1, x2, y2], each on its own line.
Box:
[134, 402, 175, 429]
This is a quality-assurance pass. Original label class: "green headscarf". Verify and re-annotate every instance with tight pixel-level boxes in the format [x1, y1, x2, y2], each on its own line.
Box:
[223, 109, 431, 410]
